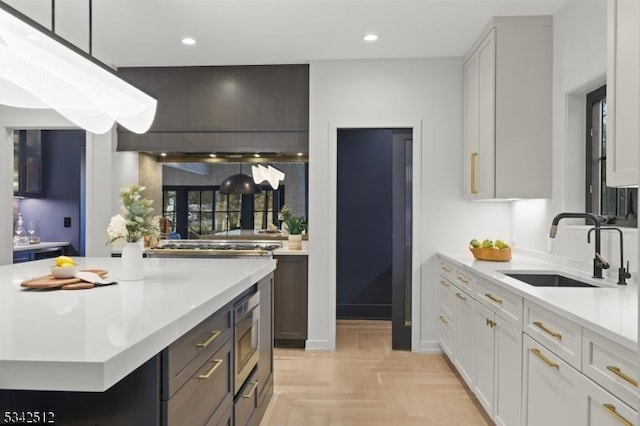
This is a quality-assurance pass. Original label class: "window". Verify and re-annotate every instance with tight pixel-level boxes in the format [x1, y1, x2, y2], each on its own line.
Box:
[586, 85, 637, 227]
[163, 185, 284, 238]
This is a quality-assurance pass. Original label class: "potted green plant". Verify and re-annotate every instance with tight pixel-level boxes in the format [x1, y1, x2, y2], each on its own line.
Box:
[283, 216, 306, 249]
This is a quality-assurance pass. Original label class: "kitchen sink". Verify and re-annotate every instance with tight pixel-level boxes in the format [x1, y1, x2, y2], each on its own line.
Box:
[502, 273, 597, 288]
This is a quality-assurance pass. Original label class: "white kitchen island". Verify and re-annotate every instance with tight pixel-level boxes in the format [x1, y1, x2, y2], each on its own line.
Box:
[0, 256, 276, 425]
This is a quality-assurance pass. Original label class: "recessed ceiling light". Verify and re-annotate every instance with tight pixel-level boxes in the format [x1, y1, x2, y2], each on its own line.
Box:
[363, 34, 379, 42]
[160, 152, 167, 157]
[209, 153, 217, 158]
[182, 37, 196, 46]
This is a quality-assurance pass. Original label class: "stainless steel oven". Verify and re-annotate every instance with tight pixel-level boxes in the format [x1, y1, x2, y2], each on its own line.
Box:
[234, 288, 260, 394]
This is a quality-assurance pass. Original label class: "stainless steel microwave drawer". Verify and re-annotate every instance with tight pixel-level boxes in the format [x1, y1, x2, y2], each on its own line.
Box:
[163, 304, 233, 399]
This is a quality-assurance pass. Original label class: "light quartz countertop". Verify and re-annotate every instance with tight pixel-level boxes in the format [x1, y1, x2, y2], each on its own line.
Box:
[0, 256, 276, 392]
[13, 241, 70, 252]
[439, 252, 637, 351]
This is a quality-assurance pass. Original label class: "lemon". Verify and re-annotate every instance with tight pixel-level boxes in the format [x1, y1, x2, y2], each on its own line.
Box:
[56, 256, 75, 267]
[60, 262, 75, 268]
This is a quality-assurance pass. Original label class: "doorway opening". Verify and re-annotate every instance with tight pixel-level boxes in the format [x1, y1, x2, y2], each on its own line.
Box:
[336, 128, 412, 350]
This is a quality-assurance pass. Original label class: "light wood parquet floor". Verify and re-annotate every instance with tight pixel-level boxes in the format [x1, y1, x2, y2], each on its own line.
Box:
[260, 320, 491, 426]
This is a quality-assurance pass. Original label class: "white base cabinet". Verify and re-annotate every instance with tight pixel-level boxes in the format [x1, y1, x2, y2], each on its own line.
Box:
[584, 373, 637, 426]
[454, 289, 476, 389]
[522, 334, 587, 426]
[494, 316, 522, 426]
[474, 301, 495, 418]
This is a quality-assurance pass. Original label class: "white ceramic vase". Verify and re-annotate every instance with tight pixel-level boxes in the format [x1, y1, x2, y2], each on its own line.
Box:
[288, 234, 302, 250]
[121, 241, 144, 281]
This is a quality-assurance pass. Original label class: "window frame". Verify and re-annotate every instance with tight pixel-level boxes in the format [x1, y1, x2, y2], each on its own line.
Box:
[162, 185, 285, 238]
[585, 85, 637, 228]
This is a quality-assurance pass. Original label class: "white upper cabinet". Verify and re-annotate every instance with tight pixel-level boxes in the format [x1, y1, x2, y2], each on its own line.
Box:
[463, 16, 553, 200]
[606, 0, 640, 187]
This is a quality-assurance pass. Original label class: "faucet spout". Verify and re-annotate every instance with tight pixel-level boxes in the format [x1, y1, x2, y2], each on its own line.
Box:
[550, 212, 604, 278]
[589, 226, 631, 285]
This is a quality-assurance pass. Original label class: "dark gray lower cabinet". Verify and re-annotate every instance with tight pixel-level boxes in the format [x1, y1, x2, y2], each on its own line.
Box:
[274, 255, 308, 347]
[255, 273, 274, 422]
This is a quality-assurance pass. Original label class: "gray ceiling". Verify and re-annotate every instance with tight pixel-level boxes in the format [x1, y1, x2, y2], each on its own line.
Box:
[7, 0, 568, 67]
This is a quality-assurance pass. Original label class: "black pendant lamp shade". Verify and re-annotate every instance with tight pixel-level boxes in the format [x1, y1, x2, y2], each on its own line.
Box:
[219, 173, 262, 194]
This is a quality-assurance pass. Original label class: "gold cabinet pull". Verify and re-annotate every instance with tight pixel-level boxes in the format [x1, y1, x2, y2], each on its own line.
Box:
[533, 321, 562, 340]
[457, 276, 469, 284]
[485, 293, 503, 304]
[441, 266, 452, 273]
[530, 348, 559, 370]
[603, 404, 634, 426]
[485, 318, 496, 328]
[243, 381, 259, 398]
[470, 152, 478, 194]
[440, 280, 450, 287]
[607, 366, 638, 387]
[196, 330, 222, 348]
[439, 315, 449, 324]
[197, 359, 223, 380]
[456, 292, 467, 301]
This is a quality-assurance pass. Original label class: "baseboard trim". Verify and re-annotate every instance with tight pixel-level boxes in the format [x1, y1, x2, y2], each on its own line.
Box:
[418, 340, 442, 353]
[305, 339, 330, 351]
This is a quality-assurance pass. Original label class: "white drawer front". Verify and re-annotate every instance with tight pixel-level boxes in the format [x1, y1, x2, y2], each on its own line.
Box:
[440, 260, 455, 282]
[583, 328, 639, 410]
[524, 300, 582, 369]
[438, 310, 454, 360]
[476, 277, 523, 329]
[454, 267, 476, 295]
[584, 372, 637, 426]
[439, 277, 456, 319]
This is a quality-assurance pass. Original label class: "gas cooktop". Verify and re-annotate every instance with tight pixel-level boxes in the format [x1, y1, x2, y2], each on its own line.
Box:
[149, 240, 282, 257]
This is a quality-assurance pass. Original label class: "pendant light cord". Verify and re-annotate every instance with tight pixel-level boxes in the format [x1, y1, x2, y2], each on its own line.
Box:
[89, 0, 92, 55]
[51, 0, 93, 55]
[51, 0, 55, 32]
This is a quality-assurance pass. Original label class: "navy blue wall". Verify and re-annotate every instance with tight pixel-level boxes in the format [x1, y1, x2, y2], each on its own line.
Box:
[336, 129, 393, 320]
[20, 130, 85, 256]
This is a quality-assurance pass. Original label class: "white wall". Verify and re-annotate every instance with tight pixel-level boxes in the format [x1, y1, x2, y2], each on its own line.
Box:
[510, 1, 637, 277]
[308, 58, 511, 351]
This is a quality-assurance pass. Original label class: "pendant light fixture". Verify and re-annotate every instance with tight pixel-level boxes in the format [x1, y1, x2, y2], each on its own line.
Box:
[219, 163, 262, 194]
[252, 164, 285, 189]
[0, 0, 157, 134]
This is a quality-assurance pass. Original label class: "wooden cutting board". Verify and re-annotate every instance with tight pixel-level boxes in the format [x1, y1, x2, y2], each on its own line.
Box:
[21, 269, 108, 290]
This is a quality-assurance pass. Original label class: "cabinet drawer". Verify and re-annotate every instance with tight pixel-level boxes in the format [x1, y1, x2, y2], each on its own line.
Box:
[164, 338, 233, 426]
[440, 259, 455, 282]
[438, 310, 454, 360]
[164, 306, 232, 398]
[454, 268, 476, 294]
[205, 395, 232, 426]
[476, 277, 523, 329]
[439, 277, 456, 319]
[524, 300, 581, 369]
[584, 372, 637, 426]
[583, 328, 638, 410]
[235, 368, 259, 426]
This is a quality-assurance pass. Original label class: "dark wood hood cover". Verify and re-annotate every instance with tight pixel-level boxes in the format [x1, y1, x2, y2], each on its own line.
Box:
[117, 64, 309, 153]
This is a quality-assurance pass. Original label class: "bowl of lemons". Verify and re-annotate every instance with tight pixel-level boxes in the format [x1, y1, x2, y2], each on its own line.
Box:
[50, 256, 78, 279]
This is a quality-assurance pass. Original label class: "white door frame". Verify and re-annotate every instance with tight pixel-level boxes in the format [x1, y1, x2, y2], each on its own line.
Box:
[327, 120, 423, 351]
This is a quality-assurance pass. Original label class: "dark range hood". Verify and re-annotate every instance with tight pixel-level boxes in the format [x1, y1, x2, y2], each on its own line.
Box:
[116, 65, 309, 154]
